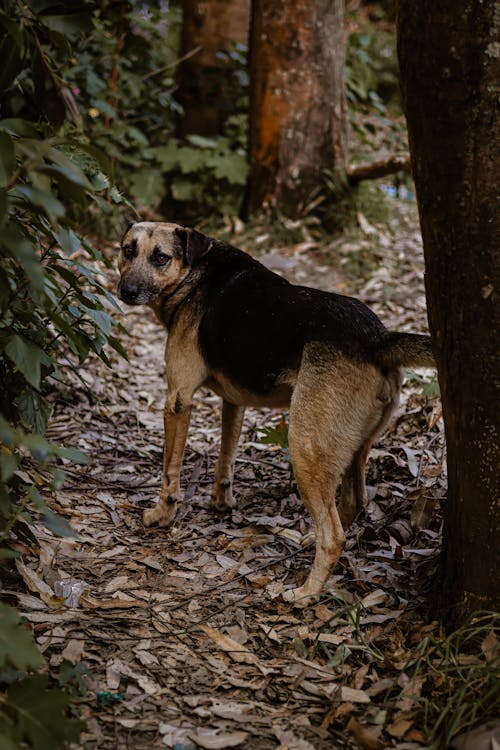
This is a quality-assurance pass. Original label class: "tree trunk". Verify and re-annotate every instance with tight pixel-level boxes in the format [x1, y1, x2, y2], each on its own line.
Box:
[176, 0, 250, 137]
[398, 1, 500, 625]
[246, 0, 347, 217]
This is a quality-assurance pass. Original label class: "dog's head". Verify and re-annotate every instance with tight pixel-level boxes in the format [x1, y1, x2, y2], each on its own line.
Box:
[117, 222, 213, 306]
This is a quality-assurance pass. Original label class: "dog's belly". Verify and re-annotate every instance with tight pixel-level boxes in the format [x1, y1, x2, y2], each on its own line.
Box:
[204, 371, 295, 408]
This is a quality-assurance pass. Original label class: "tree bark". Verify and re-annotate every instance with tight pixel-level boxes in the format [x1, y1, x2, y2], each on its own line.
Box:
[176, 0, 250, 137]
[246, 0, 347, 217]
[398, 1, 500, 625]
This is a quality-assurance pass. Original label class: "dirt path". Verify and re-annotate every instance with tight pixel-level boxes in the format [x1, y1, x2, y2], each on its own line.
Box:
[18, 211, 445, 749]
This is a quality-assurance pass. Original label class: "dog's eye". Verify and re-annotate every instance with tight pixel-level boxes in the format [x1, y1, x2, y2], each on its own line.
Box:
[154, 253, 171, 266]
[122, 242, 137, 259]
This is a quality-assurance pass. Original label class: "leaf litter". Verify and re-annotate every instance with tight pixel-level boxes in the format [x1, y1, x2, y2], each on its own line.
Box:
[15, 204, 456, 749]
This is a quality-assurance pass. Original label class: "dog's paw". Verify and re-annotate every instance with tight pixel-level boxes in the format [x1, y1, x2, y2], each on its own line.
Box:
[210, 480, 236, 512]
[143, 496, 178, 528]
[282, 585, 320, 608]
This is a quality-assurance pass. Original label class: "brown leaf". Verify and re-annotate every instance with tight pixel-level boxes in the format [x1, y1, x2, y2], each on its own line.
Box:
[387, 717, 413, 738]
[346, 717, 386, 750]
[199, 625, 264, 669]
[188, 729, 249, 749]
[410, 490, 436, 530]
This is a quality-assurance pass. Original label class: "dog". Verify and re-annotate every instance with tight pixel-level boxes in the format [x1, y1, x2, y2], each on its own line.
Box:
[117, 222, 434, 605]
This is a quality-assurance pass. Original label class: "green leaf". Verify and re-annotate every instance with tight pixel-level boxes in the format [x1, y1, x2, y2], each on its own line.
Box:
[13, 390, 51, 434]
[0, 446, 18, 481]
[40, 13, 92, 40]
[129, 169, 165, 206]
[170, 175, 198, 201]
[13, 186, 65, 221]
[51, 227, 81, 256]
[83, 306, 111, 337]
[0, 130, 16, 188]
[40, 509, 76, 538]
[423, 377, 440, 399]
[1, 225, 45, 290]
[177, 147, 208, 174]
[0, 731, 18, 750]
[154, 143, 180, 170]
[0, 187, 7, 228]
[0, 603, 43, 671]
[21, 433, 52, 462]
[0, 35, 24, 91]
[40, 163, 92, 191]
[186, 134, 218, 148]
[0, 119, 38, 137]
[5, 335, 43, 388]
[7, 674, 82, 750]
[55, 446, 89, 464]
[207, 151, 249, 185]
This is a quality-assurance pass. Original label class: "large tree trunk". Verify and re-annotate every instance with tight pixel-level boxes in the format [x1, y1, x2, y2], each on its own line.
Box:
[246, 0, 347, 217]
[176, 0, 250, 137]
[398, 1, 500, 625]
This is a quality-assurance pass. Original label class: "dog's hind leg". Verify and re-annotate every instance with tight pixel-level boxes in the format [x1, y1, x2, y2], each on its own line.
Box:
[284, 416, 346, 607]
[283, 362, 354, 606]
[211, 401, 245, 511]
[338, 368, 401, 528]
[283, 351, 392, 606]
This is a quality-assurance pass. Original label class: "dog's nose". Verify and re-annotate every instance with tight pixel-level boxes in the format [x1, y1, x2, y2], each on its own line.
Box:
[119, 282, 140, 303]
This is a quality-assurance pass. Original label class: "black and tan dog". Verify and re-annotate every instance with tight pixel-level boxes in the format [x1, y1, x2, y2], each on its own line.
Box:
[117, 222, 434, 605]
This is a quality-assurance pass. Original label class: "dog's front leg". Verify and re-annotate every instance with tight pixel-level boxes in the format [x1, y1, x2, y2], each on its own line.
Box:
[143, 392, 192, 528]
[211, 401, 245, 511]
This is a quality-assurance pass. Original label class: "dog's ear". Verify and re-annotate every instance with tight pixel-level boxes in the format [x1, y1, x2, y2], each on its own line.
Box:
[120, 221, 135, 245]
[175, 227, 213, 265]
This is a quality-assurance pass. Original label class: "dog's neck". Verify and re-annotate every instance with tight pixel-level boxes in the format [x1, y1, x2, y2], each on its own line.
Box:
[149, 266, 203, 331]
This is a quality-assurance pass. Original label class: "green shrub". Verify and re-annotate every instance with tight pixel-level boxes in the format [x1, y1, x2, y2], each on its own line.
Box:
[0, 2, 128, 746]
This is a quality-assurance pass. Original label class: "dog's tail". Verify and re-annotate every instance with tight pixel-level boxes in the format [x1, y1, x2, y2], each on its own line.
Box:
[373, 332, 435, 369]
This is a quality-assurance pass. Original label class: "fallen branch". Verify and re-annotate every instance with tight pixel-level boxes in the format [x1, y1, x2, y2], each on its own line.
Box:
[347, 153, 412, 184]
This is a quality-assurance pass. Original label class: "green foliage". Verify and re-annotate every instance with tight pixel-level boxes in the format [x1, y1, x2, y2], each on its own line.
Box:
[345, 27, 399, 109]
[0, 604, 83, 750]
[0, 604, 43, 671]
[410, 612, 500, 748]
[258, 416, 289, 452]
[0, 2, 130, 746]
[405, 369, 441, 399]
[159, 120, 249, 219]
[61, 10, 249, 221]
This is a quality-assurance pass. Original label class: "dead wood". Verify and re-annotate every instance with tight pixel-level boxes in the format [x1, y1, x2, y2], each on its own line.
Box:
[347, 153, 411, 184]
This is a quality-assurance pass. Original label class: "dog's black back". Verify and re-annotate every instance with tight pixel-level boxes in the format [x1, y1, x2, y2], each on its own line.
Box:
[196, 241, 387, 396]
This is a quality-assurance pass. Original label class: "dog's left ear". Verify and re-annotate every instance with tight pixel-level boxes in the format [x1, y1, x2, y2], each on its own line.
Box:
[175, 227, 213, 265]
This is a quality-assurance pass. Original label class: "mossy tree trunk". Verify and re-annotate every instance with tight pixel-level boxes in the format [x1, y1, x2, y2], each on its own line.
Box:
[398, 0, 500, 625]
[246, 0, 347, 217]
[176, 0, 250, 137]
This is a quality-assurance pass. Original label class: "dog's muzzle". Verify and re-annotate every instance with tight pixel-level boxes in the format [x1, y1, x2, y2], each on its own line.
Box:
[117, 279, 154, 305]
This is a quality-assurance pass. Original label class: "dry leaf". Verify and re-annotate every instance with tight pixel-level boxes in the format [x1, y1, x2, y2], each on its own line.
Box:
[199, 625, 262, 668]
[387, 718, 413, 738]
[188, 729, 249, 749]
[410, 490, 435, 530]
[334, 686, 370, 703]
[80, 593, 147, 609]
[60, 639, 85, 663]
[346, 717, 385, 750]
[15, 561, 60, 607]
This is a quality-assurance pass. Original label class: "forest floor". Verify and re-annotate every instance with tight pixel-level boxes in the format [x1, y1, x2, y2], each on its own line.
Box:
[16, 197, 450, 749]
